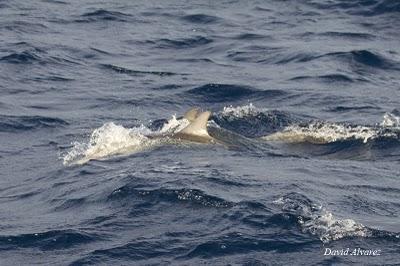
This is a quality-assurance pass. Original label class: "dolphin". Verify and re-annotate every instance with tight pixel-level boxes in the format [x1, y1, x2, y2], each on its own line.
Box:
[68, 108, 265, 165]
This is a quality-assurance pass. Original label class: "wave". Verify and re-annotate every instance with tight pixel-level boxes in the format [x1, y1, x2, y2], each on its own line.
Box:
[226, 46, 284, 63]
[0, 51, 75, 66]
[214, 103, 296, 137]
[0, 115, 68, 132]
[181, 14, 221, 24]
[329, 105, 380, 112]
[41, 0, 67, 4]
[1, 21, 48, 34]
[186, 84, 256, 101]
[70, 238, 186, 265]
[31, 75, 74, 82]
[77, 9, 133, 23]
[100, 64, 180, 77]
[233, 33, 270, 40]
[290, 74, 355, 83]
[108, 186, 233, 208]
[155, 36, 213, 49]
[371, 0, 400, 15]
[185, 84, 286, 103]
[0, 229, 97, 251]
[152, 84, 183, 91]
[246, 47, 398, 72]
[0, 42, 81, 66]
[275, 49, 399, 70]
[301, 31, 375, 40]
[274, 52, 317, 65]
[182, 232, 311, 259]
[0, 51, 42, 64]
[52, 197, 87, 212]
[309, 0, 400, 16]
[345, 50, 398, 69]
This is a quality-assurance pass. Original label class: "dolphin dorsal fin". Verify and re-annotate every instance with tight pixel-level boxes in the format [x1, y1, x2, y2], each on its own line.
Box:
[183, 107, 200, 122]
[179, 111, 211, 137]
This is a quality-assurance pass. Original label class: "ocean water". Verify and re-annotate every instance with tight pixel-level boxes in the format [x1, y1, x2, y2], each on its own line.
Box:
[1, 0, 400, 265]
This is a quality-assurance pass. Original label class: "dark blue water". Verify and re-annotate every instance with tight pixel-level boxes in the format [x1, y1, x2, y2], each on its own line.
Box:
[1, 0, 400, 265]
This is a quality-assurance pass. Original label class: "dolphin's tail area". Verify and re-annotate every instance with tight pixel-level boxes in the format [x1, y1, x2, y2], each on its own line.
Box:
[175, 111, 213, 142]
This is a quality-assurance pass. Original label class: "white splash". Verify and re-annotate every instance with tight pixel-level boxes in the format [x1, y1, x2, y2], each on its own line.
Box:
[221, 103, 264, 118]
[264, 111, 400, 144]
[263, 122, 379, 144]
[63, 122, 151, 165]
[63, 115, 190, 166]
[298, 210, 369, 243]
[159, 115, 190, 134]
[273, 196, 369, 243]
[381, 112, 400, 128]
